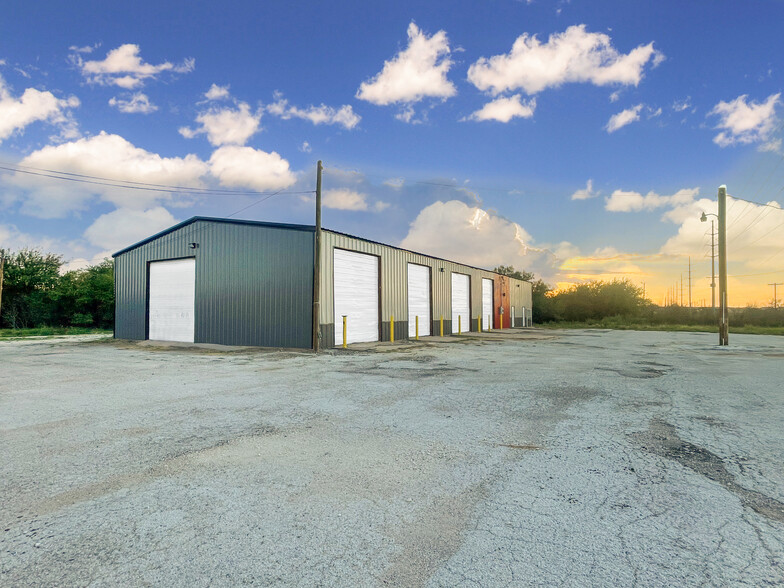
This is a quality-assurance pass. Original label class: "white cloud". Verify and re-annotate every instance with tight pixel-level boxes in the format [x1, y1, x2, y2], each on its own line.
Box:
[74, 44, 194, 88]
[571, 179, 598, 200]
[383, 177, 404, 189]
[322, 189, 369, 211]
[710, 93, 780, 147]
[356, 21, 456, 116]
[673, 97, 691, 112]
[300, 141, 312, 153]
[661, 196, 784, 269]
[267, 95, 360, 129]
[0, 74, 80, 142]
[9, 131, 208, 217]
[209, 145, 296, 191]
[205, 84, 230, 101]
[606, 104, 643, 133]
[609, 90, 621, 103]
[605, 187, 700, 223]
[108, 92, 157, 114]
[84, 206, 177, 251]
[467, 25, 662, 96]
[463, 95, 536, 123]
[399, 200, 560, 280]
[179, 102, 262, 146]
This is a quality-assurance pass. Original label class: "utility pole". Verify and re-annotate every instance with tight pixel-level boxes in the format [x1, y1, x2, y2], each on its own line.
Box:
[770, 283, 783, 309]
[680, 273, 683, 306]
[312, 161, 323, 352]
[0, 253, 4, 323]
[718, 185, 728, 345]
[688, 256, 692, 308]
[710, 220, 716, 310]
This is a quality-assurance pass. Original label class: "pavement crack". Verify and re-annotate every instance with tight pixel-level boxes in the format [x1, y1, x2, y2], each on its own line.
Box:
[631, 419, 784, 524]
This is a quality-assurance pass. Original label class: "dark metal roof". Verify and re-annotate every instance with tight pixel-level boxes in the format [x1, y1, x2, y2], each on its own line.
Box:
[112, 216, 315, 257]
[112, 216, 532, 283]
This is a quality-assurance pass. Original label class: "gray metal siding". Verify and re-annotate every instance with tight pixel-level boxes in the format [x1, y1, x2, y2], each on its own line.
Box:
[115, 220, 314, 348]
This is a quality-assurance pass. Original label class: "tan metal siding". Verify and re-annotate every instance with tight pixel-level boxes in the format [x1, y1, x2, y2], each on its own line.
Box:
[319, 231, 514, 341]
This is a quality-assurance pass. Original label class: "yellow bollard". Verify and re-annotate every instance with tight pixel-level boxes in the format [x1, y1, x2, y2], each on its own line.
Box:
[500, 313, 503, 329]
[416, 316, 419, 340]
[440, 315, 444, 337]
[478, 314, 482, 332]
[342, 315, 347, 349]
[391, 315, 394, 342]
[458, 315, 461, 335]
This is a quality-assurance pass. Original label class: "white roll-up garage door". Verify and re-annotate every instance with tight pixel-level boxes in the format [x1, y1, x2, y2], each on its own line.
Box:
[482, 278, 493, 330]
[451, 273, 470, 334]
[408, 263, 431, 337]
[148, 258, 195, 342]
[334, 249, 379, 345]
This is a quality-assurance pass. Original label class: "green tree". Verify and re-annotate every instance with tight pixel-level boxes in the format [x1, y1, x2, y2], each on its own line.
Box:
[0, 249, 62, 328]
[51, 259, 114, 328]
[493, 265, 535, 282]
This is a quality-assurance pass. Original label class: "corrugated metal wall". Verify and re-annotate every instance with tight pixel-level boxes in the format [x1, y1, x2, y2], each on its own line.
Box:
[115, 220, 314, 348]
[319, 231, 519, 344]
[509, 277, 533, 326]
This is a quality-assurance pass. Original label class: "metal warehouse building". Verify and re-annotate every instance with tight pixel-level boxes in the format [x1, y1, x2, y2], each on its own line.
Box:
[113, 217, 533, 349]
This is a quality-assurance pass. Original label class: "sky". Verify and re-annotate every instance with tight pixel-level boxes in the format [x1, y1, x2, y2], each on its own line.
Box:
[1, 0, 783, 307]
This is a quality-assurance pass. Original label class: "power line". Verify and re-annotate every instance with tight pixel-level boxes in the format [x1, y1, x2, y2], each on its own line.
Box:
[0, 162, 315, 197]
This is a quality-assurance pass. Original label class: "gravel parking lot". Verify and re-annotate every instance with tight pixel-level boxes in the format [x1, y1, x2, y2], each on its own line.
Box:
[1, 329, 783, 587]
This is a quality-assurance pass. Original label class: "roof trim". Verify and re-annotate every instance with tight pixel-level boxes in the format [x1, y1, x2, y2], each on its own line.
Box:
[112, 216, 532, 284]
[322, 228, 533, 282]
[112, 216, 315, 257]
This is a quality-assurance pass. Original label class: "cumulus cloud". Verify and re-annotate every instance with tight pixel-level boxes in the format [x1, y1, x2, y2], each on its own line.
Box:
[356, 22, 456, 119]
[9, 131, 208, 217]
[571, 179, 598, 200]
[267, 95, 360, 129]
[322, 189, 370, 211]
[0, 74, 80, 142]
[84, 206, 177, 251]
[710, 93, 780, 147]
[179, 102, 262, 146]
[399, 200, 563, 281]
[108, 92, 157, 114]
[463, 95, 536, 123]
[209, 145, 296, 191]
[73, 44, 194, 89]
[605, 187, 704, 225]
[204, 84, 230, 101]
[300, 141, 312, 153]
[467, 25, 662, 96]
[661, 196, 784, 269]
[606, 104, 643, 133]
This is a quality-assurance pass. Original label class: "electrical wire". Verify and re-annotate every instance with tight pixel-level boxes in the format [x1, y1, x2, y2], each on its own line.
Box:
[0, 162, 315, 197]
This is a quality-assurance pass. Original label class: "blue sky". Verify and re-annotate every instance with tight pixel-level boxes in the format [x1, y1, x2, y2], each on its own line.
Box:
[1, 0, 783, 305]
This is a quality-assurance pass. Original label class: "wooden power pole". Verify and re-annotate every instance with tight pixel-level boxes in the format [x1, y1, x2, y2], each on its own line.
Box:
[770, 283, 783, 309]
[718, 185, 728, 345]
[0, 254, 4, 323]
[312, 161, 323, 352]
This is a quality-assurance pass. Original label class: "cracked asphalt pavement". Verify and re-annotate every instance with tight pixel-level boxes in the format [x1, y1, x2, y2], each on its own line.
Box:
[1, 329, 783, 586]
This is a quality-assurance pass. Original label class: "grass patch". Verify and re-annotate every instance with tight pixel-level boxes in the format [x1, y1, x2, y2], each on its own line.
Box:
[0, 327, 112, 338]
[536, 321, 784, 336]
